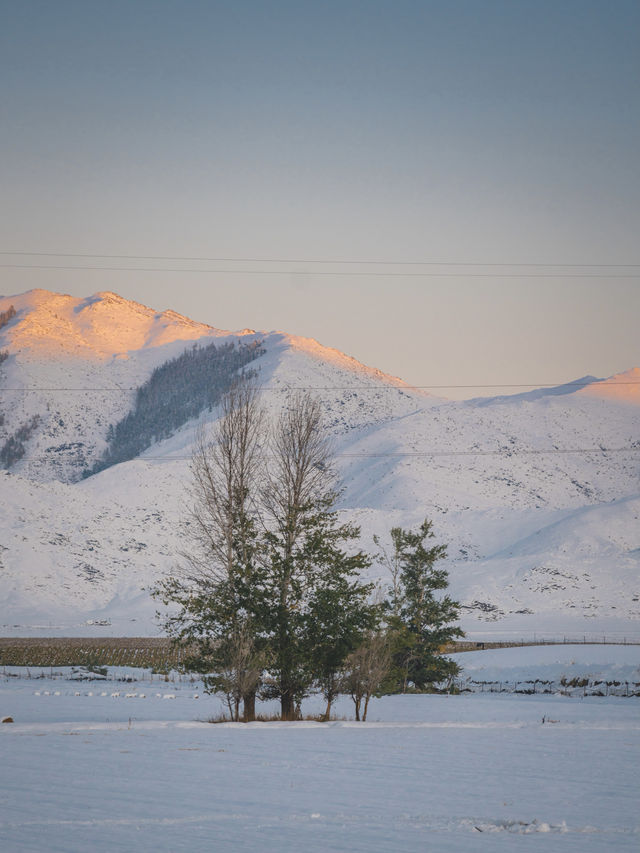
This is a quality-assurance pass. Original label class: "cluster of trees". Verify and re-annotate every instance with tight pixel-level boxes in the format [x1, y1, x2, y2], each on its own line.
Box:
[154, 387, 461, 722]
[0, 304, 14, 373]
[0, 304, 16, 330]
[0, 414, 41, 469]
[90, 339, 264, 475]
[0, 351, 7, 427]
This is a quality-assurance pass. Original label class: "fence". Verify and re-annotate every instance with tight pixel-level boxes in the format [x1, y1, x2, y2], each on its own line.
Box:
[2, 634, 639, 669]
[454, 677, 640, 698]
[442, 636, 640, 654]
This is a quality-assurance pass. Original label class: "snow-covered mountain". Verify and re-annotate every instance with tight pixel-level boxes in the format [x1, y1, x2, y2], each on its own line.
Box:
[0, 289, 638, 638]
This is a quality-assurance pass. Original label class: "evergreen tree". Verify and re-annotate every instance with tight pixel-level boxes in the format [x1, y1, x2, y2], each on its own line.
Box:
[154, 389, 377, 721]
[91, 338, 264, 475]
[291, 515, 377, 720]
[260, 392, 377, 720]
[383, 520, 462, 691]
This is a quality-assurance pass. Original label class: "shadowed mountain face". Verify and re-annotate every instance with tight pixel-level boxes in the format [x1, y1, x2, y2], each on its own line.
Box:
[0, 289, 638, 637]
[466, 376, 602, 406]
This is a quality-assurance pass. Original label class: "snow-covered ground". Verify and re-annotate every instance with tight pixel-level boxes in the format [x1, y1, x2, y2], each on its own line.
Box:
[1, 289, 639, 637]
[1, 646, 639, 852]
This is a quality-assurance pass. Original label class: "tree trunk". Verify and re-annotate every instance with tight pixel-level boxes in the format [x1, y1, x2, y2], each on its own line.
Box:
[323, 697, 332, 722]
[363, 693, 371, 722]
[353, 696, 361, 721]
[281, 691, 295, 721]
[243, 690, 256, 722]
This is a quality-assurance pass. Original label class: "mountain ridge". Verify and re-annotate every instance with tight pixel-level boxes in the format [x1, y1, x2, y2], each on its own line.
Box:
[0, 289, 638, 638]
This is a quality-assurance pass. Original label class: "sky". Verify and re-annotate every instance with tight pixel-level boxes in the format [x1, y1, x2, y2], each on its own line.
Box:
[1, 0, 638, 397]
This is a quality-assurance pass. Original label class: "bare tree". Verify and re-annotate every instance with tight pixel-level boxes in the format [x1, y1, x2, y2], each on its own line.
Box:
[155, 383, 265, 720]
[260, 392, 334, 719]
[185, 383, 264, 585]
[342, 631, 392, 721]
[373, 533, 402, 620]
[260, 392, 375, 720]
[214, 623, 263, 721]
[262, 391, 334, 548]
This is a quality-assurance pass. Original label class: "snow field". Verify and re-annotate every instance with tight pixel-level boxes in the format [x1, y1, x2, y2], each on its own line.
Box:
[1, 698, 638, 852]
[1, 646, 639, 852]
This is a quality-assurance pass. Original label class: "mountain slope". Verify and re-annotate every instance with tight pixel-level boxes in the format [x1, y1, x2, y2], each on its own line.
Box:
[0, 290, 425, 482]
[0, 289, 638, 638]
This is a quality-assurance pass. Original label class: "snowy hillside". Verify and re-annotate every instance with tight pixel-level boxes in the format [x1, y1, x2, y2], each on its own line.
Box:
[0, 290, 422, 481]
[0, 289, 638, 637]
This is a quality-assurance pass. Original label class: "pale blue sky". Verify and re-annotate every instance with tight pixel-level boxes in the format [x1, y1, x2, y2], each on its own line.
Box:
[1, 1, 638, 394]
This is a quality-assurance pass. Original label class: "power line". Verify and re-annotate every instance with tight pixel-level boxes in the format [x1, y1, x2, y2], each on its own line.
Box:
[1, 250, 639, 268]
[138, 447, 640, 458]
[0, 381, 638, 392]
[2, 263, 638, 278]
[19, 446, 640, 464]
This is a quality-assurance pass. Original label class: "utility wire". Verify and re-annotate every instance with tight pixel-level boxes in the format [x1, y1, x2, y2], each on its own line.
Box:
[1, 263, 638, 278]
[19, 446, 640, 463]
[1, 251, 639, 267]
[0, 381, 638, 392]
